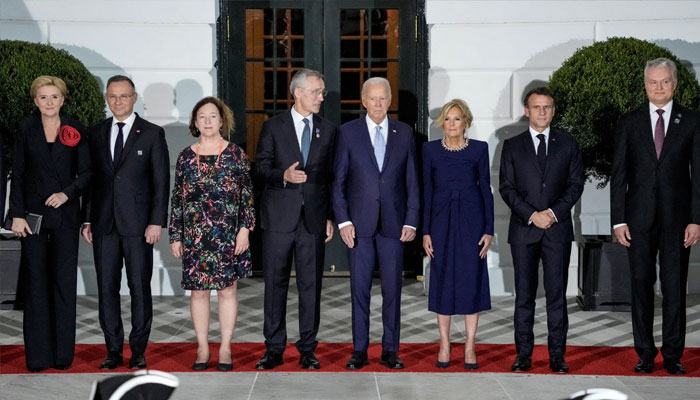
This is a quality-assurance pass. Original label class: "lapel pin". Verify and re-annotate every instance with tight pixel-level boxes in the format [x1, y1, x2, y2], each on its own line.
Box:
[316, 127, 320, 138]
[392, 129, 396, 133]
[137, 150, 143, 155]
[136, 130, 141, 134]
[674, 118, 681, 124]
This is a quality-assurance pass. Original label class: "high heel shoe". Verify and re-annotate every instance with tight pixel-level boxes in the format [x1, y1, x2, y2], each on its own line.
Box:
[192, 354, 210, 371]
[217, 352, 234, 371]
[464, 362, 479, 370]
[435, 344, 451, 368]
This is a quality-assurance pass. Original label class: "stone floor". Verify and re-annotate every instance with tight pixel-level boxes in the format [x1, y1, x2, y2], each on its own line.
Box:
[2, 277, 700, 399]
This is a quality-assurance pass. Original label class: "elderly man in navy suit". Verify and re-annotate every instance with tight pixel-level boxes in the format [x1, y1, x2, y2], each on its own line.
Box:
[499, 86, 584, 374]
[332, 77, 420, 370]
[611, 58, 700, 375]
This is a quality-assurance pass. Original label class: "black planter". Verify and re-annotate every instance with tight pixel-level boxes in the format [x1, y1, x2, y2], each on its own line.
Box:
[576, 235, 632, 311]
[0, 239, 22, 310]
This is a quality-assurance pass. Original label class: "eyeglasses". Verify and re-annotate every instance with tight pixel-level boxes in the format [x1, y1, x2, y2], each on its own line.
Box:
[106, 93, 135, 102]
[300, 87, 328, 97]
[527, 105, 554, 112]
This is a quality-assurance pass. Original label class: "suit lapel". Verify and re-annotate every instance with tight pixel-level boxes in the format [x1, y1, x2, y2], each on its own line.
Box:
[102, 118, 115, 171]
[637, 106, 658, 163]
[50, 117, 70, 165]
[31, 117, 56, 175]
[543, 130, 560, 179]
[382, 118, 398, 172]
[657, 104, 684, 165]
[358, 116, 380, 172]
[308, 114, 325, 166]
[520, 130, 541, 176]
[282, 111, 303, 166]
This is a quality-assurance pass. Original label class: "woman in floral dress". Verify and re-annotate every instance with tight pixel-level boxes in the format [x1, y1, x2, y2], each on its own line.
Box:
[169, 97, 255, 371]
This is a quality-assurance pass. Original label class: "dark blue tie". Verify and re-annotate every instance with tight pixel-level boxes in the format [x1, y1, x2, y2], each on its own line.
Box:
[537, 133, 546, 173]
[114, 122, 125, 166]
[301, 118, 310, 166]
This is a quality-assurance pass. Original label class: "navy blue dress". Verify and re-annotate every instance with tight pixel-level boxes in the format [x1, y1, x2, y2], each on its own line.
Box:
[422, 139, 494, 315]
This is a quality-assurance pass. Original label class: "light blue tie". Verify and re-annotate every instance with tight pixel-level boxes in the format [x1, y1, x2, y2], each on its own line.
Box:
[301, 118, 310, 166]
[374, 125, 385, 171]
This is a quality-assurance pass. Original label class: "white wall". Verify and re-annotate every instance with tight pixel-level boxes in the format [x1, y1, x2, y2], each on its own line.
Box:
[0, 0, 217, 295]
[426, 0, 700, 295]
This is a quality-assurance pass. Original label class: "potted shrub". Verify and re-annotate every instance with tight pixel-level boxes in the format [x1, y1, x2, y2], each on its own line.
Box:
[548, 37, 700, 311]
[0, 40, 105, 309]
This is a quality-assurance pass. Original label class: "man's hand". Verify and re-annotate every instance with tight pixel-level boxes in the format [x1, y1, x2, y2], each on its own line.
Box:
[325, 220, 334, 243]
[340, 224, 355, 248]
[478, 234, 493, 259]
[45, 192, 68, 208]
[82, 224, 93, 244]
[423, 235, 434, 258]
[614, 225, 631, 247]
[283, 161, 307, 184]
[531, 211, 555, 229]
[170, 241, 183, 259]
[11, 218, 32, 237]
[400, 227, 416, 242]
[235, 227, 250, 255]
[144, 224, 162, 244]
[684, 223, 700, 248]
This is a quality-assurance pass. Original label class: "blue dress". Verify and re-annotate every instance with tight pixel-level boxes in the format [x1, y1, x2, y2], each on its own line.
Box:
[422, 139, 494, 315]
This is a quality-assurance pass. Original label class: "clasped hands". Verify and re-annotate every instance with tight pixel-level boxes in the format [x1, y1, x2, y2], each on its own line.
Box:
[531, 210, 556, 229]
[284, 161, 307, 184]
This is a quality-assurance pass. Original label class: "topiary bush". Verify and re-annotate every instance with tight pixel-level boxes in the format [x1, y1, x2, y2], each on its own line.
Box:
[549, 37, 700, 188]
[0, 40, 106, 170]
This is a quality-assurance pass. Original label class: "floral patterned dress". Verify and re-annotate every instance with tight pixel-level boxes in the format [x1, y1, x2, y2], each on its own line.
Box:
[169, 142, 255, 290]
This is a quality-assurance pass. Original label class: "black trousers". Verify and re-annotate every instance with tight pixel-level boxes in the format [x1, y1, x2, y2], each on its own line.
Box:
[511, 238, 571, 358]
[21, 227, 78, 369]
[627, 228, 689, 363]
[261, 215, 325, 354]
[93, 231, 153, 355]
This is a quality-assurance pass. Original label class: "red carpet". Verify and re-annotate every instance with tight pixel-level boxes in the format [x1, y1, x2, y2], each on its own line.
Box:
[1, 342, 699, 376]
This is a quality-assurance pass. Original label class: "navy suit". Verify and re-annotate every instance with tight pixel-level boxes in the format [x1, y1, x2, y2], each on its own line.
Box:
[332, 115, 419, 352]
[9, 117, 92, 369]
[499, 128, 584, 358]
[84, 113, 170, 357]
[611, 103, 700, 363]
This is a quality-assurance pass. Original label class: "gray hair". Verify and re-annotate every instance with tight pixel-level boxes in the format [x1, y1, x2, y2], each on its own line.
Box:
[645, 57, 677, 82]
[361, 77, 391, 99]
[290, 68, 325, 98]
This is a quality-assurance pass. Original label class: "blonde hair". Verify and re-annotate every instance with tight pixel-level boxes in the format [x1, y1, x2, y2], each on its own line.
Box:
[435, 99, 473, 131]
[30, 75, 67, 98]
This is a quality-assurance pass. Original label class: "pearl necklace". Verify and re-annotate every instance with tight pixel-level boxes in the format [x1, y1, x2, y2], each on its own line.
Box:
[441, 137, 469, 152]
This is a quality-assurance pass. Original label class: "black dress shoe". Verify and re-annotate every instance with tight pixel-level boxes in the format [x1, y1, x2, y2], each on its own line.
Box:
[380, 351, 405, 369]
[27, 366, 46, 373]
[100, 352, 123, 370]
[346, 351, 369, 370]
[255, 351, 283, 370]
[129, 353, 147, 369]
[664, 361, 686, 375]
[549, 356, 569, 373]
[511, 354, 531, 372]
[52, 363, 71, 370]
[634, 359, 654, 373]
[299, 351, 321, 369]
[192, 354, 210, 371]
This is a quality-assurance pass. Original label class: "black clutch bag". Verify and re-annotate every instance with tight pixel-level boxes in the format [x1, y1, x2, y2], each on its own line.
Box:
[3, 212, 43, 235]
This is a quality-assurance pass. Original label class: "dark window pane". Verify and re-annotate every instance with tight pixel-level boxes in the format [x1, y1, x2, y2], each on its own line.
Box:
[290, 9, 304, 35]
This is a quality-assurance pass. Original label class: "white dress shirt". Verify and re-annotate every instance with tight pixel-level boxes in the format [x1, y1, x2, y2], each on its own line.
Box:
[290, 106, 314, 149]
[528, 125, 557, 224]
[110, 112, 136, 158]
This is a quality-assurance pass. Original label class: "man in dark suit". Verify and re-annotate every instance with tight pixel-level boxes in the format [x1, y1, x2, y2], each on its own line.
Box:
[254, 69, 336, 370]
[332, 77, 420, 370]
[82, 75, 170, 370]
[611, 58, 700, 375]
[499, 86, 584, 374]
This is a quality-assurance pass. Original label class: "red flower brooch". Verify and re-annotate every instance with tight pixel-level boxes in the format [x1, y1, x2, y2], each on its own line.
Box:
[59, 125, 81, 147]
